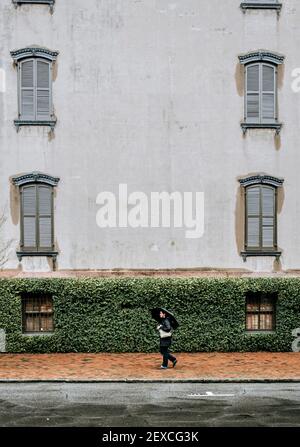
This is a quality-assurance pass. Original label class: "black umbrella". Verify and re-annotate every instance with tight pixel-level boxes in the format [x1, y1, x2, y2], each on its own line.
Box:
[151, 307, 179, 330]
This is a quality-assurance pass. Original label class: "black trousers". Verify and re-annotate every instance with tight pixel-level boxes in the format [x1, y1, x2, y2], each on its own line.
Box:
[160, 342, 176, 367]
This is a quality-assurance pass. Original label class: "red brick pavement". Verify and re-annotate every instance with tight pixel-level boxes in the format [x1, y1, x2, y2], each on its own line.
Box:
[0, 353, 299, 381]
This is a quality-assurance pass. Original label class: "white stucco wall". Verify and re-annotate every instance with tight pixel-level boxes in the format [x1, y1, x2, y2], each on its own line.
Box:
[0, 0, 300, 273]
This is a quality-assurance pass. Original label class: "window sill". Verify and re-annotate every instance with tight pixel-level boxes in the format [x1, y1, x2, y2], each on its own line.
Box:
[241, 251, 282, 261]
[12, 0, 55, 12]
[17, 251, 58, 262]
[14, 119, 57, 132]
[240, 2, 282, 12]
[245, 331, 276, 335]
[241, 122, 282, 135]
[22, 332, 54, 337]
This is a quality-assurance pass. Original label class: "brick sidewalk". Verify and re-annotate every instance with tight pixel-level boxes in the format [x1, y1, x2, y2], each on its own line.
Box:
[0, 353, 299, 382]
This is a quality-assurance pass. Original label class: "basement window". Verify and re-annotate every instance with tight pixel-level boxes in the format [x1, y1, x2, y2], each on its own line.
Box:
[246, 292, 277, 332]
[22, 295, 54, 334]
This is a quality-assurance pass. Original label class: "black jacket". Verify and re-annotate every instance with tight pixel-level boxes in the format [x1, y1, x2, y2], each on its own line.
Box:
[158, 317, 172, 347]
[160, 317, 172, 334]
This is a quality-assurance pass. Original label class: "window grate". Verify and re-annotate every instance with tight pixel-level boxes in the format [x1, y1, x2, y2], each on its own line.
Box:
[246, 293, 276, 331]
[22, 295, 54, 333]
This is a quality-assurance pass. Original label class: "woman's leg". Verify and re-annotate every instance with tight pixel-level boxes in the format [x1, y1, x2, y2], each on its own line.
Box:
[167, 343, 176, 363]
[160, 345, 169, 367]
[168, 351, 176, 363]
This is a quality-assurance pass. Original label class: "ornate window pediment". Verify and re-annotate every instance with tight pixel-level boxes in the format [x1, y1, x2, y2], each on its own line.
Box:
[240, 1, 282, 13]
[12, 1, 55, 13]
[239, 174, 284, 188]
[12, 172, 60, 187]
[238, 50, 284, 66]
[11, 47, 58, 63]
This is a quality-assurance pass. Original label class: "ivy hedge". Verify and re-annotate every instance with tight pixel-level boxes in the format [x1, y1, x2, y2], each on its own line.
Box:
[0, 277, 299, 353]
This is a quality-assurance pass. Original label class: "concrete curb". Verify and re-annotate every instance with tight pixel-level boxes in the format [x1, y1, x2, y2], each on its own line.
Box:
[1, 378, 300, 383]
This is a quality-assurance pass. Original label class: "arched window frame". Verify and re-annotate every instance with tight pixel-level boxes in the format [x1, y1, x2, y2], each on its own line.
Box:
[238, 51, 284, 134]
[10, 47, 59, 131]
[239, 174, 284, 261]
[12, 172, 60, 261]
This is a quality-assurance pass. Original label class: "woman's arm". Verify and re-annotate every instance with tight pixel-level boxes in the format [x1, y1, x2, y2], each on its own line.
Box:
[160, 318, 172, 332]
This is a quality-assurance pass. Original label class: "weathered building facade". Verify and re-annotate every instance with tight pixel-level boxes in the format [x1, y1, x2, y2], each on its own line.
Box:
[1, 1, 300, 352]
[0, 0, 300, 276]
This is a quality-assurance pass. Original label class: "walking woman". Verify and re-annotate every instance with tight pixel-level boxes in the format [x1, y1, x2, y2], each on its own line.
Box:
[157, 310, 177, 369]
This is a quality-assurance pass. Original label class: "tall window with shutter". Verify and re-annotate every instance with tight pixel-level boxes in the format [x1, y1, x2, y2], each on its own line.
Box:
[246, 63, 276, 124]
[10, 48, 58, 130]
[239, 175, 284, 259]
[246, 185, 276, 250]
[21, 184, 53, 251]
[12, 172, 60, 260]
[19, 59, 51, 121]
[239, 51, 284, 134]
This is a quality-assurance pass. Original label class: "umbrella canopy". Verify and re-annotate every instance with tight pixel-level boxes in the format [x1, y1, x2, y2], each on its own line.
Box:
[151, 307, 179, 330]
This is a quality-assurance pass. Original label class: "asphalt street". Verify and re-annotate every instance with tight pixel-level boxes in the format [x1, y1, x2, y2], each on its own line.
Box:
[0, 382, 299, 427]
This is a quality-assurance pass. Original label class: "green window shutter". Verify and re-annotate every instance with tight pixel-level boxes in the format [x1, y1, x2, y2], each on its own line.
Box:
[246, 186, 260, 248]
[36, 60, 51, 120]
[38, 185, 53, 249]
[246, 64, 260, 122]
[262, 186, 275, 248]
[22, 185, 37, 249]
[20, 60, 35, 119]
[262, 64, 276, 123]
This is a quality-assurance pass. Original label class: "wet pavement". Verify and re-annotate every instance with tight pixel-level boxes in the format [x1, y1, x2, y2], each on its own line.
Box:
[0, 382, 300, 427]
